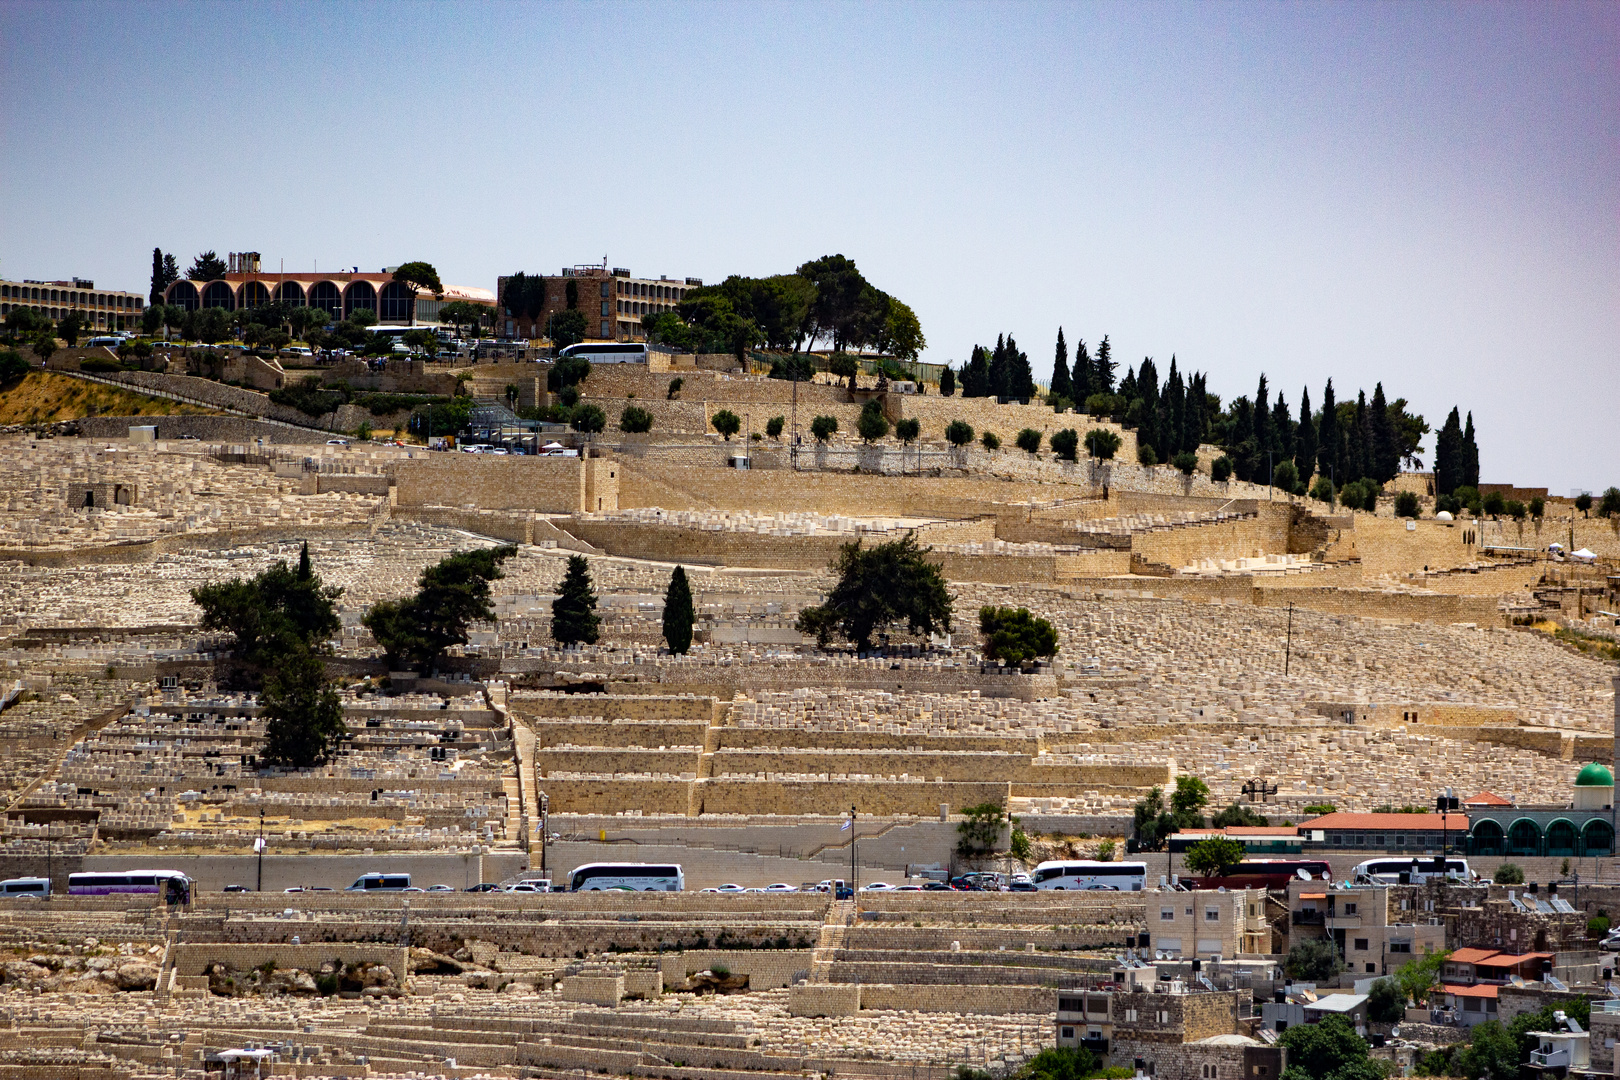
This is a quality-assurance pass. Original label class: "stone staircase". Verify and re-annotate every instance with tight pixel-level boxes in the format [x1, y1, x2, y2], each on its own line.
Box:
[809, 899, 854, 982]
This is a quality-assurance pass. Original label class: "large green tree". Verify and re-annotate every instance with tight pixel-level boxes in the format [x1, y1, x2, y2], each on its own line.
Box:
[150, 247, 179, 306]
[796, 254, 869, 352]
[191, 544, 344, 674]
[363, 546, 516, 670]
[1277, 1014, 1384, 1080]
[978, 606, 1058, 665]
[551, 555, 600, 646]
[795, 533, 954, 651]
[391, 261, 443, 326]
[550, 308, 588, 348]
[259, 646, 347, 769]
[662, 565, 694, 655]
[1184, 836, 1247, 877]
[187, 250, 227, 281]
[1049, 328, 1073, 402]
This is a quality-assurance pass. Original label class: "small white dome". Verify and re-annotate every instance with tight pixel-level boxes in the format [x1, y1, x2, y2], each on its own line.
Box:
[1435, 510, 1453, 521]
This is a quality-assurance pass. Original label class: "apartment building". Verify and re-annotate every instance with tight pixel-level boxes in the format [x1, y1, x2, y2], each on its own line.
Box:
[496, 264, 703, 342]
[0, 277, 145, 330]
[1287, 882, 1446, 977]
[1151, 887, 1273, 960]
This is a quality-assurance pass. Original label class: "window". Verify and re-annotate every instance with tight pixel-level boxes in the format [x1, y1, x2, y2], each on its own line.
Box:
[601, 302, 610, 316]
[1157, 1010, 1170, 1024]
[1354, 938, 1368, 951]
[600, 282, 610, 298]
[1202, 1066, 1220, 1079]
[1125, 1008, 1138, 1022]
[1185, 906, 1194, 915]
[1161, 907, 1175, 921]
[1060, 1026, 1074, 1040]
[1343, 903, 1358, 916]
[1205, 907, 1220, 922]
[1365, 963, 1376, 973]
[1332, 834, 1343, 846]
[1389, 941, 1411, 953]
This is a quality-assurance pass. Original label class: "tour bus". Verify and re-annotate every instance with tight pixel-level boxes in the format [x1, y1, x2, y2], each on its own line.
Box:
[1031, 860, 1148, 891]
[557, 342, 648, 364]
[566, 862, 684, 892]
[1352, 857, 1473, 885]
[1187, 859, 1334, 891]
[68, 870, 192, 903]
[345, 873, 412, 892]
[0, 877, 50, 898]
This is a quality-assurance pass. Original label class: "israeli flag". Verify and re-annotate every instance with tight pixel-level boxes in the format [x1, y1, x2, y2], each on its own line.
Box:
[840, 820, 851, 832]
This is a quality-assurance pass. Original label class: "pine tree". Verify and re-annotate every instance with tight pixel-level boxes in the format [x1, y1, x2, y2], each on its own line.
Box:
[1462, 412, 1480, 487]
[1370, 382, 1399, 483]
[662, 565, 694, 655]
[1317, 380, 1339, 484]
[1253, 375, 1270, 456]
[1434, 407, 1463, 495]
[1163, 358, 1185, 456]
[1136, 357, 1160, 461]
[1271, 391, 1292, 464]
[1093, 336, 1115, 394]
[987, 335, 1008, 399]
[1294, 387, 1316, 482]
[1071, 338, 1092, 406]
[551, 555, 600, 646]
[1050, 328, 1072, 402]
[1347, 391, 1369, 484]
[297, 541, 312, 581]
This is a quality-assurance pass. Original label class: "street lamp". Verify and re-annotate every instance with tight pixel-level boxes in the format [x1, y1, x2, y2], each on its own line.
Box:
[539, 791, 549, 885]
[1435, 788, 1459, 873]
[255, 807, 266, 891]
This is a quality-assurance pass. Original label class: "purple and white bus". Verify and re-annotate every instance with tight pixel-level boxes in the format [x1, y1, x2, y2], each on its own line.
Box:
[69, 870, 192, 903]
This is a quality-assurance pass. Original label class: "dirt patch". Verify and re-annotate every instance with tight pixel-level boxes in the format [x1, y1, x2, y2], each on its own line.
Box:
[0, 371, 220, 424]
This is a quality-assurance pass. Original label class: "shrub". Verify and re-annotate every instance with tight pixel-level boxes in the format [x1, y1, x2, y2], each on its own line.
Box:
[1505, 499, 1527, 521]
[939, 366, 955, 396]
[1085, 392, 1117, 417]
[1434, 493, 1460, 515]
[1494, 862, 1525, 884]
[1588, 916, 1611, 939]
[1286, 937, 1344, 981]
[1529, 495, 1545, 519]
[1095, 839, 1116, 862]
[1482, 490, 1506, 517]
[570, 403, 606, 434]
[767, 354, 813, 382]
[1171, 451, 1198, 476]
[0, 349, 28, 382]
[619, 405, 653, 433]
[667, 377, 683, 399]
[1049, 428, 1079, 462]
[765, 415, 785, 439]
[1453, 485, 1481, 513]
[1395, 490, 1421, 518]
[1048, 394, 1072, 414]
[1014, 427, 1042, 455]
[547, 355, 590, 391]
[980, 430, 1000, 451]
[1084, 428, 1121, 460]
[944, 420, 974, 447]
[856, 399, 890, 442]
[810, 415, 837, 442]
[1210, 455, 1233, 482]
[978, 606, 1059, 665]
[1272, 459, 1297, 491]
[711, 409, 741, 440]
[1136, 442, 1157, 467]
[80, 357, 129, 374]
[895, 417, 920, 444]
[1302, 803, 1337, 816]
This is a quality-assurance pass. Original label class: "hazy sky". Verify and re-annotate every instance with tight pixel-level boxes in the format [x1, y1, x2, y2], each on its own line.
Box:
[3, 1, 1615, 492]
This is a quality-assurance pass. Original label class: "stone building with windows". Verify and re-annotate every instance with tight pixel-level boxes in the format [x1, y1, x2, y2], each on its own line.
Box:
[496, 264, 703, 342]
[1461, 763, 1616, 858]
[0, 277, 145, 330]
[1287, 882, 1447, 977]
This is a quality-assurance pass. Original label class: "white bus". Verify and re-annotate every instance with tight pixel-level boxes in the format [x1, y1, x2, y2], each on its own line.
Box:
[1031, 860, 1148, 891]
[1352, 857, 1472, 885]
[567, 862, 683, 892]
[68, 870, 192, 902]
[558, 342, 648, 364]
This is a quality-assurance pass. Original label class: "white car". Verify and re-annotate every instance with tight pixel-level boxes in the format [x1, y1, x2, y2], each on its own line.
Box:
[326, 438, 348, 446]
[764, 883, 797, 892]
[858, 882, 895, 892]
[426, 884, 454, 892]
[894, 884, 924, 891]
[713, 883, 745, 893]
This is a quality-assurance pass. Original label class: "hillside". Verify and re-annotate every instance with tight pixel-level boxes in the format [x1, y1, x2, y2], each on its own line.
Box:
[0, 370, 219, 424]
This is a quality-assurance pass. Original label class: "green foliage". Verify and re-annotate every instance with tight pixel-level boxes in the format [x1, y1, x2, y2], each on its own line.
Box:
[1367, 977, 1404, 1023]
[1493, 862, 1525, 884]
[80, 357, 129, 374]
[667, 377, 684, 400]
[1171, 775, 1210, 826]
[1048, 394, 1073, 414]
[1272, 458, 1297, 491]
[551, 555, 600, 647]
[30, 330, 57, 363]
[1481, 490, 1506, 516]
[1084, 428, 1121, 460]
[944, 420, 974, 447]
[767, 353, 814, 382]
[619, 405, 653, 433]
[571, 403, 606, 434]
[1210, 802, 1268, 827]
[1017, 1046, 1098, 1080]
[56, 311, 85, 347]
[1590, 915, 1611, 938]
[402, 328, 438, 356]
[1311, 475, 1336, 503]
[810, 415, 838, 442]
[1015, 427, 1042, 455]
[549, 308, 588, 348]
[662, 566, 694, 655]
[711, 409, 742, 440]
[363, 546, 517, 670]
[1130, 787, 1178, 852]
[408, 397, 473, 437]
[187, 250, 228, 281]
[271, 376, 348, 417]
[1184, 836, 1247, 877]
[895, 417, 920, 444]
[437, 300, 486, 337]
[259, 646, 347, 769]
[1303, 803, 1337, 816]
[1050, 428, 1079, 462]
[1395, 490, 1421, 518]
[190, 547, 344, 673]
[978, 606, 1059, 665]
[1601, 486, 1620, 517]
[980, 430, 1000, 451]
[856, 399, 890, 442]
[0, 348, 28, 383]
[828, 351, 859, 387]
[1095, 839, 1116, 861]
[938, 366, 955, 396]
[1505, 499, 1526, 521]
[765, 415, 785, 439]
[1575, 492, 1593, 515]
[1529, 495, 1545, 519]
[548, 355, 591, 391]
[1393, 948, 1449, 1005]
[1136, 441, 1158, 466]
[1285, 937, 1344, 981]
[1277, 1014, 1384, 1080]
[1211, 454, 1233, 482]
[1339, 477, 1381, 512]
[956, 802, 1012, 858]
[794, 533, 954, 651]
[1171, 450, 1198, 475]
[1009, 827, 1031, 860]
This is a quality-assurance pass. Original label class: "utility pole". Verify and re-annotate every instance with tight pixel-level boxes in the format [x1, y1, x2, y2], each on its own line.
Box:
[539, 791, 549, 885]
[850, 805, 857, 893]
[790, 366, 799, 471]
[255, 807, 266, 891]
[1284, 603, 1295, 675]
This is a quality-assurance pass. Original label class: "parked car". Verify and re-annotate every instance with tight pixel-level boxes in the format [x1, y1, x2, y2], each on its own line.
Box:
[764, 883, 797, 892]
[425, 884, 454, 892]
[858, 882, 895, 893]
[465, 883, 502, 892]
[222, 884, 252, 893]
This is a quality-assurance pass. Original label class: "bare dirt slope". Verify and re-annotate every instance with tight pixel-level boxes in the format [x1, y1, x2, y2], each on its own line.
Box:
[0, 370, 218, 424]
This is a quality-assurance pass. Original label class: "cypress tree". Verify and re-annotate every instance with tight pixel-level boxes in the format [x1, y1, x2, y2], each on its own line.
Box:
[1347, 391, 1369, 484]
[297, 541, 312, 581]
[1050, 328, 1072, 402]
[149, 248, 166, 307]
[1462, 412, 1480, 487]
[988, 334, 1008, 399]
[1071, 338, 1092, 406]
[1434, 407, 1463, 495]
[1163, 358, 1185, 457]
[1368, 383, 1396, 482]
[1185, 371, 1207, 453]
[939, 365, 955, 397]
[662, 565, 694, 655]
[1271, 391, 1293, 463]
[1253, 375, 1270, 457]
[1003, 334, 1034, 399]
[961, 346, 990, 397]
[1136, 357, 1160, 460]
[1093, 336, 1115, 394]
[1294, 387, 1316, 482]
[1317, 379, 1339, 484]
[551, 555, 600, 646]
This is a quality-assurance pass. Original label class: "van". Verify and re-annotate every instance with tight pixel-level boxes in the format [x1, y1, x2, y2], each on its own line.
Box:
[0, 877, 50, 898]
[345, 873, 411, 892]
[85, 336, 121, 349]
[279, 346, 313, 358]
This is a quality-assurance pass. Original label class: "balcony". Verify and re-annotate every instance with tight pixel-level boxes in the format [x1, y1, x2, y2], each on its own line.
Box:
[1325, 915, 1362, 929]
[1529, 1047, 1570, 1069]
[1292, 911, 1325, 926]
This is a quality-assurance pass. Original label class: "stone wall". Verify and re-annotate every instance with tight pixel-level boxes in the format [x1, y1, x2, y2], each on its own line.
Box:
[169, 943, 408, 981]
[788, 982, 1053, 1016]
[659, 948, 812, 990]
[75, 416, 334, 444]
[393, 455, 619, 513]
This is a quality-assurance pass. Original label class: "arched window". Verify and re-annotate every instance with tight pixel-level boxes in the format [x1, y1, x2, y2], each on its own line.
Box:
[274, 282, 305, 306]
[1507, 819, 1542, 857]
[1469, 820, 1504, 856]
[239, 281, 271, 308]
[308, 281, 342, 316]
[168, 281, 199, 311]
[1545, 819, 1578, 857]
[1583, 819, 1614, 856]
[378, 281, 415, 322]
[343, 281, 376, 319]
[201, 281, 235, 310]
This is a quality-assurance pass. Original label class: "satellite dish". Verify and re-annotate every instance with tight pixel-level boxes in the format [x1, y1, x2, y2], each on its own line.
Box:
[1297, 868, 1311, 881]
[1321, 871, 1331, 881]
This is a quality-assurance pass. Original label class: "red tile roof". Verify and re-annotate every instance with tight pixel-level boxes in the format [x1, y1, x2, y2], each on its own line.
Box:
[1447, 948, 1501, 965]
[1442, 983, 1500, 999]
[1298, 812, 1468, 831]
[1481, 952, 1555, 967]
[1463, 791, 1514, 806]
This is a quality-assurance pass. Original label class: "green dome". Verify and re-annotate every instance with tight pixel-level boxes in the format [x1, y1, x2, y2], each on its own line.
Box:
[1575, 762, 1614, 787]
